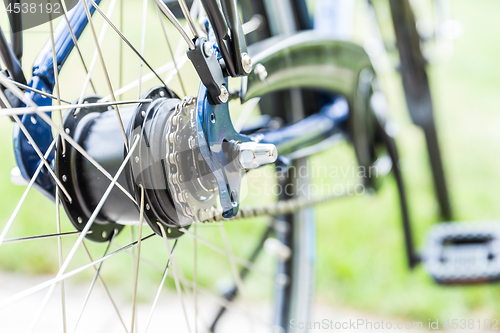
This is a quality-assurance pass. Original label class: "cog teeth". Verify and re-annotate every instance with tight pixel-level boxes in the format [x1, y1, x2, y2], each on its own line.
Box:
[165, 97, 217, 224]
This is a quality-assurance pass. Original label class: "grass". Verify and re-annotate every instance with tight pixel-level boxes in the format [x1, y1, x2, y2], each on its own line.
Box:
[1, 0, 500, 323]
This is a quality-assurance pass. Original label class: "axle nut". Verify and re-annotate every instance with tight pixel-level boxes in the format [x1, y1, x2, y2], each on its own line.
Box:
[237, 142, 278, 169]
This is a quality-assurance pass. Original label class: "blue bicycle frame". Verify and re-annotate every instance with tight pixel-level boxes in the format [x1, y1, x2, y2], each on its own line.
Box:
[13, 0, 100, 197]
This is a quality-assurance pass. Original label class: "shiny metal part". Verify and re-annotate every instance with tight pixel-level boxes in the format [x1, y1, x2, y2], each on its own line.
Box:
[203, 41, 214, 57]
[177, 0, 199, 38]
[165, 97, 218, 224]
[241, 53, 253, 74]
[219, 86, 229, 103]
[237, 142, 277, 170]
[154, 0, 196, 50]
[254, 63, 267, 81]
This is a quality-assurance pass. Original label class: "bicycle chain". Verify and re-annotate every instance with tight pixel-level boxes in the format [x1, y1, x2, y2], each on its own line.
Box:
[167, 97, 356, 225]
[165, 95, 219, 224]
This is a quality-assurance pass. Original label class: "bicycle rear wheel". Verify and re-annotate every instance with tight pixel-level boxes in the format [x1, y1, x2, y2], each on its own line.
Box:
[0, 1, 313, 332]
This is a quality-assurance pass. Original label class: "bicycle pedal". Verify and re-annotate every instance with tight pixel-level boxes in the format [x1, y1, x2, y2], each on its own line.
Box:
[422, 222, 500, 285]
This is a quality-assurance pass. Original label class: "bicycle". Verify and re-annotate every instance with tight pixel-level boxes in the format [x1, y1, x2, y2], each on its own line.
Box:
[0, 0, 484, 332]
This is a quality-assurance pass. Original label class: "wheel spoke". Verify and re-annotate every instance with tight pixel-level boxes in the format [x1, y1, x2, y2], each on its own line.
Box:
[111, 242, 164, 272]
[210, 225, 273, 330]
[74, 0, 117, 114]
[193, 223, 198, 333]
[130, 187, 145, 333]
[179, 227, 272, 279]
[0, 88, 71, 202]
[82, 0, 129, 151]
[137, 0, 149, 99]
[25, 135, 140, 332]
[3, 231, 87, 244]
[118, 0, 124, 95]
[217, 222, 255, 331]
[143, 240, 177, 333]
[82, 242, 129, 333]
[178, 275, 272, 327]
[154, 0, 195, 50]
[155, 3, 187, 96]
[48, 7, 66, 154]
[86, 0, 167, 90]
[14, 116, 71, 201]
[159, 224, 192, 333]
[0, 99, 152, 117]
[57, 0, 97, 94]
[6, 80, 71, 104]
[178, 0, 199, 38]
[72, 235, 115, 333]
[99, 55, 188, 103]
[0, 138, 56, 247]
[55, 187, 68, 333]
[0, 71, 138, 205]
[0, 233, 156, 309]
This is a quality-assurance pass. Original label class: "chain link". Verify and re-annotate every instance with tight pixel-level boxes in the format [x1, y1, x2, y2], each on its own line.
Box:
[200, 191, 356, 224]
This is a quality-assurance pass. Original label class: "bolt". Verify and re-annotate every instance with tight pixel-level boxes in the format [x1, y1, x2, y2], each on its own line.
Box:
[135, 156, 140, 163]
[218, 86, 229, 103]
[254, 63, 268, 81]
[159, 90, 165, 97]
[141, 111, 146, 117]
[203, 41, 214, 57]
[62, 175, 67, 182]
[77, 216, 83, 224]
[237, 142, 278, 170]
[241, 53, 253, 74]
[65, 128, 70, 134]
[146, 203, 150, 210]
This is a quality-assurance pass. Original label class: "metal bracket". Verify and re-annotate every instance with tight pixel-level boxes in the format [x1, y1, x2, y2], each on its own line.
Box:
[187, 37, 227, 104]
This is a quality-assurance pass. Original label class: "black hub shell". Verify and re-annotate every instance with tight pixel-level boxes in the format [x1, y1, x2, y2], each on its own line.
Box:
[128, 88, 185, 238]
[56, 87, 186, 241]
[56, 96, 130, 242]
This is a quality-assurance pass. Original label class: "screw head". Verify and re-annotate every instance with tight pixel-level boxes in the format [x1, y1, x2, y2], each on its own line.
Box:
[241, 53, 253, 74]
[135, 156, 140, 163]
[218, 86, 229, 103]
[203, 42, 214, 57]
[62, 175, 67, 182]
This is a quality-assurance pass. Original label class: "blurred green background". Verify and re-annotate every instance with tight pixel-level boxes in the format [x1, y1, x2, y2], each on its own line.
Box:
[1, 0, 500, 324]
